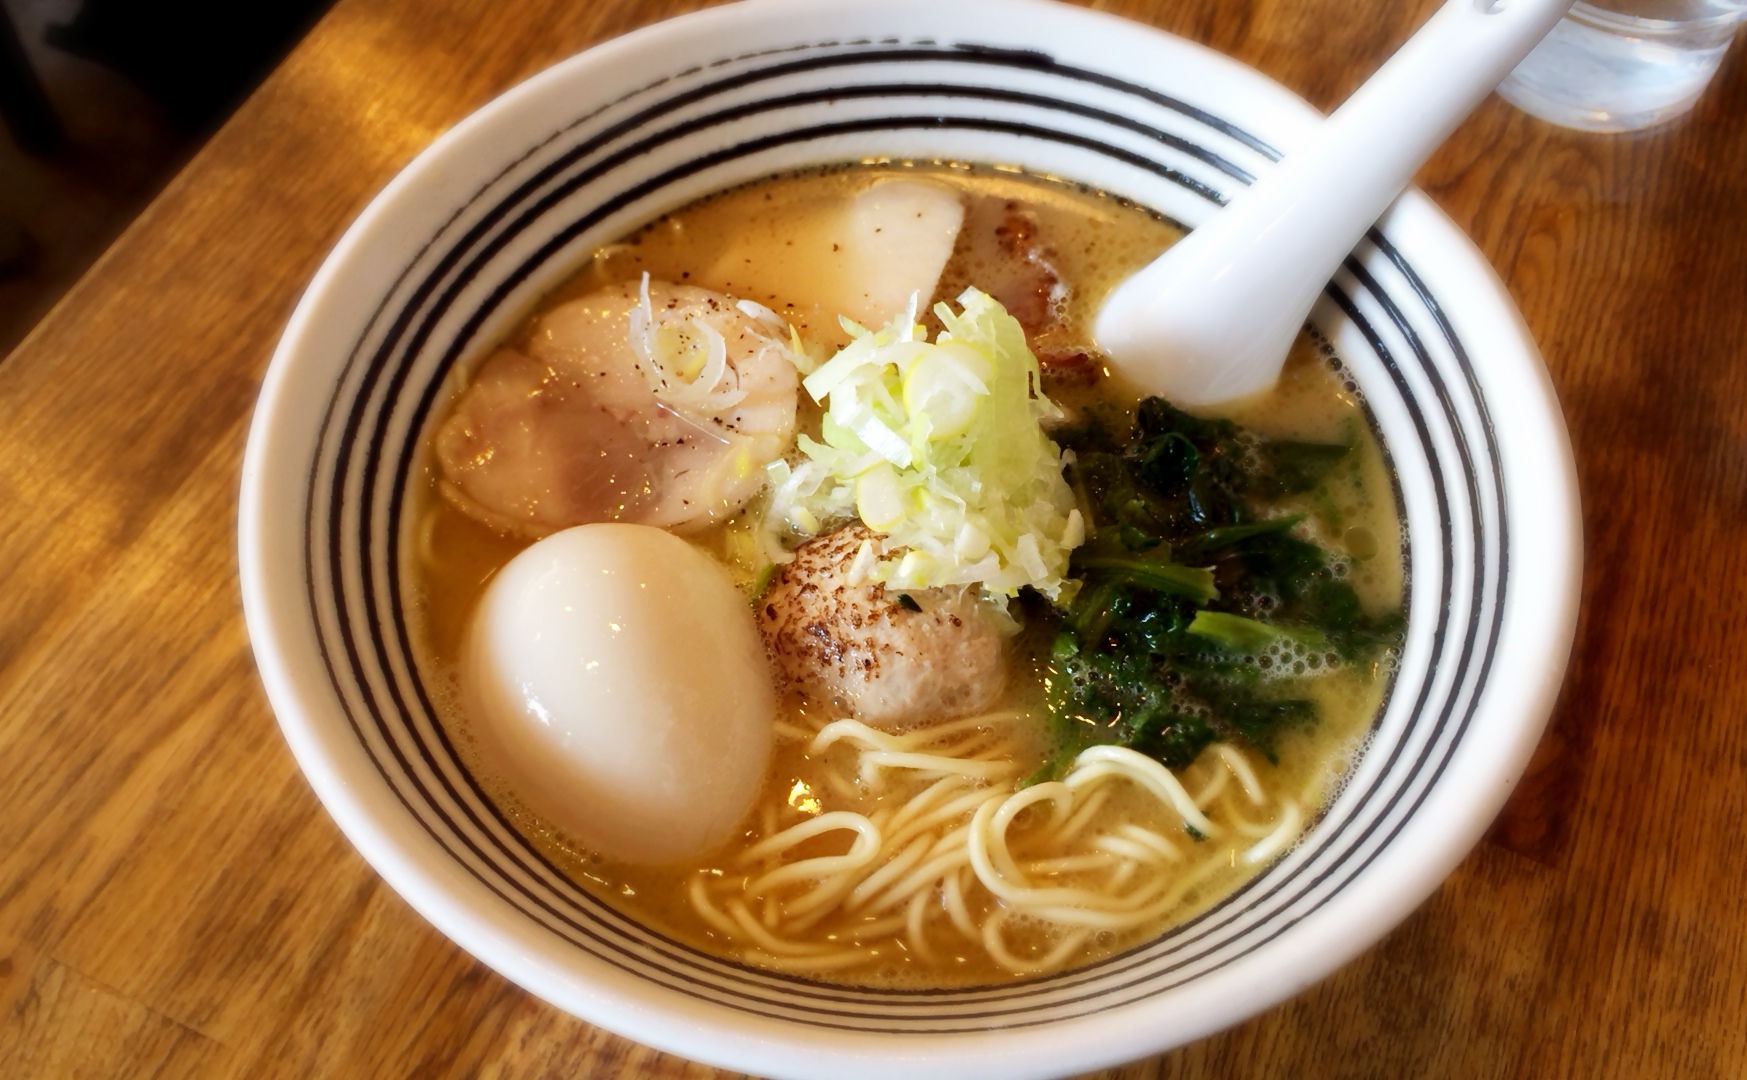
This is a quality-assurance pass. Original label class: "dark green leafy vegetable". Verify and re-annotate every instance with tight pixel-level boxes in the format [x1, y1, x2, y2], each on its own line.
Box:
[1036, 398, 1403, 778]
[1250, 439, 1353, 500]
[1187, 610, 1291, 652]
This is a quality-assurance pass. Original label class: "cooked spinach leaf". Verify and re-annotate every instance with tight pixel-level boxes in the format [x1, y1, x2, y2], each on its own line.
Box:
[1037, 398, 1401, 777]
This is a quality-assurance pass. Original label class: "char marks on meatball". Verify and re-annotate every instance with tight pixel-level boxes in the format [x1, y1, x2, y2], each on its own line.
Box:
[759, 526, 1007, 729]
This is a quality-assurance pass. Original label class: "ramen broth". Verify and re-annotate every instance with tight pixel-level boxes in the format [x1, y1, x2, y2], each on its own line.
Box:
[406, 165, 1404, 987]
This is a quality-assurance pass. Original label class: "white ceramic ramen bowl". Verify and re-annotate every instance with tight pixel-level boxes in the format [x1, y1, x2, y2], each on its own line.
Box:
[238, 0, 1582, 1076]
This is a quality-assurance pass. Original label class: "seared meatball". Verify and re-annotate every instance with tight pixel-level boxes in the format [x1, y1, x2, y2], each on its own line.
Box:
[758, 526, 1007, 728]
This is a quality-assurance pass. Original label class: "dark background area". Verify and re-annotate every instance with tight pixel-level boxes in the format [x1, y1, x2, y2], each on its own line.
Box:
[0, 0, 331, 356]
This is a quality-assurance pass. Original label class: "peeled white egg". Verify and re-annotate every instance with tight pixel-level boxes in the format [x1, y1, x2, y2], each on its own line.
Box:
[463, 523, 774, 865]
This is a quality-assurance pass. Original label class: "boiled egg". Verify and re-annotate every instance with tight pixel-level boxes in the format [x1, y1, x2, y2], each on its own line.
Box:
[463, 523, 774, 865]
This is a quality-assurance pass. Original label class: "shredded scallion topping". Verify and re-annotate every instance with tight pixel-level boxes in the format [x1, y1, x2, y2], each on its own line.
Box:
[765, 288, 1083, 599]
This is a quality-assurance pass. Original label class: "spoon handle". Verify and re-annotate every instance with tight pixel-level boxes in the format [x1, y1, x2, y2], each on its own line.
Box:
[1096, 0, 1574, 408]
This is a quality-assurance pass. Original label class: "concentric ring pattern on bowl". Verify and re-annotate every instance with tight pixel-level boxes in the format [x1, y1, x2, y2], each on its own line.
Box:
[238, 1, 1580, 1076]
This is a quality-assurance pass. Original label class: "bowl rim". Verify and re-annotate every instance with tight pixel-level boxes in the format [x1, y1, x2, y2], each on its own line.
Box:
[239, 0, 1582, 1075]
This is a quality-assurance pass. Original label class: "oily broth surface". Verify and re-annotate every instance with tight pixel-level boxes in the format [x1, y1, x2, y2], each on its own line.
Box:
[405, 164, 1404, 987]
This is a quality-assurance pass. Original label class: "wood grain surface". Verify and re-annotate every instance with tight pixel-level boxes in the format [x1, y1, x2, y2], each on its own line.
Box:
[2, 0, 1744, 1076]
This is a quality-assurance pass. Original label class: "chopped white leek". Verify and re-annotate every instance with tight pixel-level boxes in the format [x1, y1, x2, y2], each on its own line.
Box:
[765, 288, 1083, 599]
[628, 273, 748, 412]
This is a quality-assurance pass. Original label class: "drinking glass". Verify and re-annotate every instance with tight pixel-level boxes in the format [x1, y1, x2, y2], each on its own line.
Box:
[1497, 0, 1747, 131]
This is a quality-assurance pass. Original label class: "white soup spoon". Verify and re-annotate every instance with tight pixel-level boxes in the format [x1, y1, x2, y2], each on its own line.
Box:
[1094, 0, 1574, 409]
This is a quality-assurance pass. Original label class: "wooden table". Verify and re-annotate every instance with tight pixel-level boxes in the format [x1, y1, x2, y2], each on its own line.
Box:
[3, 0, 1743, 1075]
